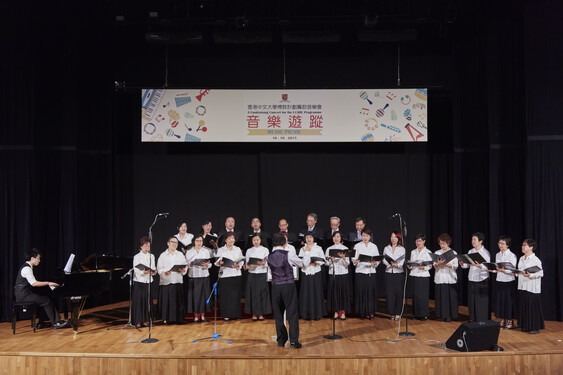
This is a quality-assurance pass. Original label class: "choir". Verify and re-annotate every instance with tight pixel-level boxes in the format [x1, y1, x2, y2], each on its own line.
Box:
[129, 216, 545, 336]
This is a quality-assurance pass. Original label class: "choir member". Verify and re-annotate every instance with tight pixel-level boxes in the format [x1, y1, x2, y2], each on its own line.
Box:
[407, 233, 433, 321]
[269, 232, 309, 348]
[299, 212, 324, 247]
[13, 249, 70, 329]
[459, 232, 490, 322]
[217, 216, 242, 247]
[132, 236, 157, 328]
[200, 219, 218, 243]
[157, 237, 188, 324]
[352, 228, 380, 320]
[185, 235, 212, 323]
[493, 236, 518, 329]
[433, 233, 458, 322]
[323, 216, 342, 247]
[517, 238, 544, 334]
[201, 219, 219, 285]
[348, 217, 374, 243]
[298, 232, 326, 320]
[382, 231, 406, 320]
[214, 232, 244, 321]
[278, 218, 299, 245]
[243, 234, 271, 321]
[244, 217, 271, 250]
[175, 221, 194, 254]
[325, 231, 351, 320]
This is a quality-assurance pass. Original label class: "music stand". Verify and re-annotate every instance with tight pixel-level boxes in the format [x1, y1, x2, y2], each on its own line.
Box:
[107, 268, 141, 332]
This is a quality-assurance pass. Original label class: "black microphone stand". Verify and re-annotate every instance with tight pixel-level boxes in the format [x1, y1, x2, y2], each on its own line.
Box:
[324, 254, 342, 340]
[142, 213, 163, 344]
[107, 268, 141, 331]
[397, 214, 415, 337]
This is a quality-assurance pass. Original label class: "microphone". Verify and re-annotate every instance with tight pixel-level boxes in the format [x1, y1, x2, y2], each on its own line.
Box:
[157, 212, 169, 217]
[388, 213, 400, 219]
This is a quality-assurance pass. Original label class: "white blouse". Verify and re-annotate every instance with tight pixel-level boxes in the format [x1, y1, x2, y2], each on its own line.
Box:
[299, 244, 325, 275]
[185, 247, 213, 278]
[495, 249, 517, 282]
[325, 244, 350, 275]
[246, 246, 269, 274]
[517, 253, 543, 294]
[214, 246, 243, 278]
[133, 251, 156, 283]
[175, 233, 194, 248]
[382, 245, 406, 274]
[461, 247, 491, 282]
[433, 249, 458, 284]
[157, 249, 188, 285]
[353, 242, 380, 275]
[408, 247, 433, 278]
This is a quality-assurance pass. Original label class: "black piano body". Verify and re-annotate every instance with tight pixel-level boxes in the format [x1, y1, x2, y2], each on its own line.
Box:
[52, 254, 132, 332]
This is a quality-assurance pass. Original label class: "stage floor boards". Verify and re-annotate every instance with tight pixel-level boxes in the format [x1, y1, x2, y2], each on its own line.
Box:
[2, 302, 563, 374]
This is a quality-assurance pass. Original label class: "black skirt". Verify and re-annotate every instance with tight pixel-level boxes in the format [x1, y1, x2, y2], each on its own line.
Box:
[131, 281, 154, 325]
[354, 273, 378, 316]
[385, 273, 405, 315]
[245, 273, 272, 315]
[187, 276, 211, 314]
[158, 283, 185, 323]
[299, 272, 326, 319]
[468, 279, 489, 322]
[326, 273, 351, 313]
[407, 276, 429, 318]
[434, 283, 458, 319]
[494, 280, 517, 320]
[218, 275, 242, 318]
[518, 290, 544, 331]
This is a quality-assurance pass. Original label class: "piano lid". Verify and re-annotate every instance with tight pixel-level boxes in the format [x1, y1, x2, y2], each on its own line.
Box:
[80, 254, 132, 272]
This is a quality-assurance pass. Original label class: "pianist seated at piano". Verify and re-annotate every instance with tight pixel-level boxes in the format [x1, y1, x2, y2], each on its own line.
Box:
[157, 236, 188, 324]
[13, 249, 70, 329]
[132, 236, 157, 328]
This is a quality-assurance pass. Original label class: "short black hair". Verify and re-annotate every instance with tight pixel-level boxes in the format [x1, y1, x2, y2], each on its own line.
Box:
[25, 248, 41, 261]
[472, 232, 485, 243]
[361, 228, 373, 238]
[499, 235, 511, 247]
[415, 233, 426, 241]
[273, 232, 287, 247]
[523, 238, 537, 251]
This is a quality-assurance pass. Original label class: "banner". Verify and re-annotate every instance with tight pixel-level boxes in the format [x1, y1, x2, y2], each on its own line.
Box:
[141, 88, 428, 142]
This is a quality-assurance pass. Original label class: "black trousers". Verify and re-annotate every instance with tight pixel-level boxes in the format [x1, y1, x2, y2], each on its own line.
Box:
[271, 283, 299, 345]
[15, 292, 60, 325]
[468, 279, 489, 322]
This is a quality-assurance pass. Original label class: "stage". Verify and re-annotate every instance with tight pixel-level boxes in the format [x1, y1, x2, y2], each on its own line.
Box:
[1, 302, 562, 374]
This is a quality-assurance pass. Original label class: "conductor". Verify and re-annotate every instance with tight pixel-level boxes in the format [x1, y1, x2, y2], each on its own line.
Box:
[269, 232, 310, 348]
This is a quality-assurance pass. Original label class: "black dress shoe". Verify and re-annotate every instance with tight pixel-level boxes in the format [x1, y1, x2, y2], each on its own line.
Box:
[529, 330, 539, 334]
[52, 321, 70, 330]
[290, 342, 302, 349]
[277, 341, 287, 347]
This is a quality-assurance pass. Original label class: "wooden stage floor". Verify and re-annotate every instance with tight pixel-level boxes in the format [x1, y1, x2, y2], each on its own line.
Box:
[1, 302, 563, 374]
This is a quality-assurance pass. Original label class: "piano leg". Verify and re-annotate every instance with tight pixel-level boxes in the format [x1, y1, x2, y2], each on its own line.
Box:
[69, 296, 87, 333]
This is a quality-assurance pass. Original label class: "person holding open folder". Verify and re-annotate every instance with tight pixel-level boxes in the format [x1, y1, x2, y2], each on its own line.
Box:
[382, 231, 406, 321]
[244, 234, 271, 321]
[517, 238, 544, 334]
[406, 233, 433, 321]
[157, 236, 187, 324]
[325, 231, 351, 320]
[492, 235, 518, 329]
[298, 232, 326, 320]
[433, 233, 458, 322]
[185, 234, 212, 323]
[459, 232, 490, 322]
[352, 228, 380, 320]
[214, 231, 244, 321]
[132, 236, 157, 328]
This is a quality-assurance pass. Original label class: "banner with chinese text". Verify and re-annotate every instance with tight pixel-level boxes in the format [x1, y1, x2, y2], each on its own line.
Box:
[141, 88, 428, 142]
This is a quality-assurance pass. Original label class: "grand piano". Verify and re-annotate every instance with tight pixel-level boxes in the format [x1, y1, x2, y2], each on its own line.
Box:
[52, 254, 132, 332]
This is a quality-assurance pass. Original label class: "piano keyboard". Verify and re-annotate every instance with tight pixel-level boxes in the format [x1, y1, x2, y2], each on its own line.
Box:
[142, 89, 165, 120]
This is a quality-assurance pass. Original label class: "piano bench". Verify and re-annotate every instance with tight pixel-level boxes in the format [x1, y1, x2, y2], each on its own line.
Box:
[11, 302, 37, 335]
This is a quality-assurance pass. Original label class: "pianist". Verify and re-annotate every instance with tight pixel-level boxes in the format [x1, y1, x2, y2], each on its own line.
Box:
[14, 249, 70, 329]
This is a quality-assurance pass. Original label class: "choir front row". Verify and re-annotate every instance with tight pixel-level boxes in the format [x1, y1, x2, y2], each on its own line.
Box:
[131, 230, 545, 334]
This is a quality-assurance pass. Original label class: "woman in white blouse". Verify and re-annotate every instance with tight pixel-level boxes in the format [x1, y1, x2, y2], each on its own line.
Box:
[298, 232, 326, 320]
[243, 234, 271, 321]
[325, 232, 351, 320]
[185, 235, 212, 323]
[459, 232, 491, 322]
[157, 236, 188, 324]
[353, 228, 380, 320]
[517, 238, 544, 334]
[175, 221, 194, 254]
[214, 232, 243, 321]
[433, 233, 458, 322]
[382, 231, 406, 321]
[407, 233, 433, 321]
[492, 236, 518, 329]
[132, 236, 157, 328]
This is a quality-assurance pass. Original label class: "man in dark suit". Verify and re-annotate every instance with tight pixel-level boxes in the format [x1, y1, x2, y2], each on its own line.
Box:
[298, 212, 324, 247]
[348, 216, 372, 243]
[278, 218, 299, 245]
[244, 217, 271, 249]
[217, 216, 242, 247]
[323, 216, 344, 248]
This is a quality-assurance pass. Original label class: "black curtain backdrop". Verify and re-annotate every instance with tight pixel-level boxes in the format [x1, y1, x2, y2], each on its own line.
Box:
[2, 0, 562, 323]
